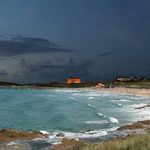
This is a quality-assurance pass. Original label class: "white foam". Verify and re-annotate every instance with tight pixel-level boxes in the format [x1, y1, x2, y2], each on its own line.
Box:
[85, 130, 98, 134]
[44, 130, 108, 143]
[62, 130, 107, 138]
[97, 113, 104, 116]
[86, 93, 100, 97]
[130, 97, 144, 100]
[40, 130, 49, 135]
[69, 97, 74, 99]
[6, 142, 19, 146]
[88, 104, 93, 107]
[73, 92, 100, 97]
[88, 97, 95, 99]
[85, 120, 108, 124]
[109, 117, 119, 123]
[54, 89, 80, 93]
[120, 99, 131, 102]
[101, 94, 111, 97]
[72, 93, 82, 96]
[131, 103, 147, 108]
[80, 131, 107, 138]
[137, 110, 150, 119]
[117, 103, 122, 106]
[106, 126, 119, 132]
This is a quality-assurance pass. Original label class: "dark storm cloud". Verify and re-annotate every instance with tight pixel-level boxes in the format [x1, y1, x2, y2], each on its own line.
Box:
[17, 58, 93, 82]
[28, 62, 70, 73]
[98, 52, 112, 57]
[21, 58, 93, 73]
[24, 7, 38, 16]
[19, 59, 67, 74]
[20, 58, 28, 69]
[0, 0, 150, 83]
[0, 36, 76, 57]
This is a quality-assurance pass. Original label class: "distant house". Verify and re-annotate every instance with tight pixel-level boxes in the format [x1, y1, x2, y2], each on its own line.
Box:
[67, 77, 81, 84]
[116, 76, 144, 82]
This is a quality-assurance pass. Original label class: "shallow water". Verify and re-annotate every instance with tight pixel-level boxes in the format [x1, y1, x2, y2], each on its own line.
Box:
[0, 88, 150, 145]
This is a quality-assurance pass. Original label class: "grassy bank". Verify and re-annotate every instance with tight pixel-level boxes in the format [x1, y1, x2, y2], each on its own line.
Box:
[53, 134, 150, 150]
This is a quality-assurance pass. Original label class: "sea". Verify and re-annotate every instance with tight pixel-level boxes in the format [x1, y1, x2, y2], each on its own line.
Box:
[0, 88, 150, 148]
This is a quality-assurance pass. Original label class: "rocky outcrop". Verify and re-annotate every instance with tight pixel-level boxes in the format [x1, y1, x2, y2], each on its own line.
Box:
[0, 129, 48, 143]
[117, 120, 150, 130]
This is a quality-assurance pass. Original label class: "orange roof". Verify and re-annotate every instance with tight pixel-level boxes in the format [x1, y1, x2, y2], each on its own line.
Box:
[67, 77, 81, 84]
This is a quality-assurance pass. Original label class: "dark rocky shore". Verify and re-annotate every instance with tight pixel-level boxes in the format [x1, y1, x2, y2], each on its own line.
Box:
[0, 129, 50, 150]
[117, 120, 150, 131]
[0, 120, 150, 150]
[0, 129, 48, 143]
[52, 120, 150, 150]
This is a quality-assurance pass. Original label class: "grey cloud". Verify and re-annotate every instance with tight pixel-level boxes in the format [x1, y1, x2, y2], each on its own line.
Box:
[28, 62, 70, 73]
[0, 69, 9, 76]
[64, 0, 83, 12]
[20, 58, 28, 69]
[0, 36, 76, 57]
[28, 59, 93, 73]
[17, 58, 93, 82]
[99, 52, 112, 57]
[19, 58, 70, 74]
[68, 57, 75, 66]
[24, 7, 38, 16]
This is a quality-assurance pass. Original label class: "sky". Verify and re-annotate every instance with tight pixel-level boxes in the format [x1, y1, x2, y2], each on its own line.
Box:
[0, 0, 150, 83]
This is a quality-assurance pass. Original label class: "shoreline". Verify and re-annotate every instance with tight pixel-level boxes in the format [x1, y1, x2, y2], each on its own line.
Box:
[1, 85, 150, 97]
[90, 87, 150, 97]
[0, 120, 150, 150]
[52, 120, 150, 150]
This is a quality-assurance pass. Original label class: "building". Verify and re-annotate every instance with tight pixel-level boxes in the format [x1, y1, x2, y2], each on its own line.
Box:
[116, 76, 144, 82]
[67, 77, 81, 84]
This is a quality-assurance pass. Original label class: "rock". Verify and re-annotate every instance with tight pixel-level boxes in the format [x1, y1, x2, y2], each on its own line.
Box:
[117, 120, 150, 130]
[0, 129, 48, 143]
[135, 104, 150, 109]
[56, 133, 65, 137]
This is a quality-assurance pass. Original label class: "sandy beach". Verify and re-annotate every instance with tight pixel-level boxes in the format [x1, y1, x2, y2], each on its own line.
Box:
[93, 87, 150, 97]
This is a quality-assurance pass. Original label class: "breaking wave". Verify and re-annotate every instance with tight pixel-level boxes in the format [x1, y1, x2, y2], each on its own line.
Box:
[39, 129, 108, 145]
[97, 113, 104, 116]
[109, 117, 119, 123]
[84, 120, 109, 124]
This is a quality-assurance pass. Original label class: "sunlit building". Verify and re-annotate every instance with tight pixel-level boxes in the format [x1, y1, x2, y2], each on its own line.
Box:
[67, 77, 81, 84]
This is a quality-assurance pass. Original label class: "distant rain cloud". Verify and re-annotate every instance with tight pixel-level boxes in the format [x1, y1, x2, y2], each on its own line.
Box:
[0, 35, 76, 57]
[99, 52, 112, 57]
[0, 69, 9, 76]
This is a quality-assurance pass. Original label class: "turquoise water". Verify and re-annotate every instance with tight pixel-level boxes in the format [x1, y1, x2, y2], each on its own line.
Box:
[0, 88, 150, 141]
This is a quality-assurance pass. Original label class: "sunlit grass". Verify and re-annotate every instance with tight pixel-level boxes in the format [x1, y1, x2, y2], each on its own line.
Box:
[53, 134, 150, 150]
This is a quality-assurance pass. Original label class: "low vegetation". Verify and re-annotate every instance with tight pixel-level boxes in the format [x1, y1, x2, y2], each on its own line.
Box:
[53, 134, 150, 150]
